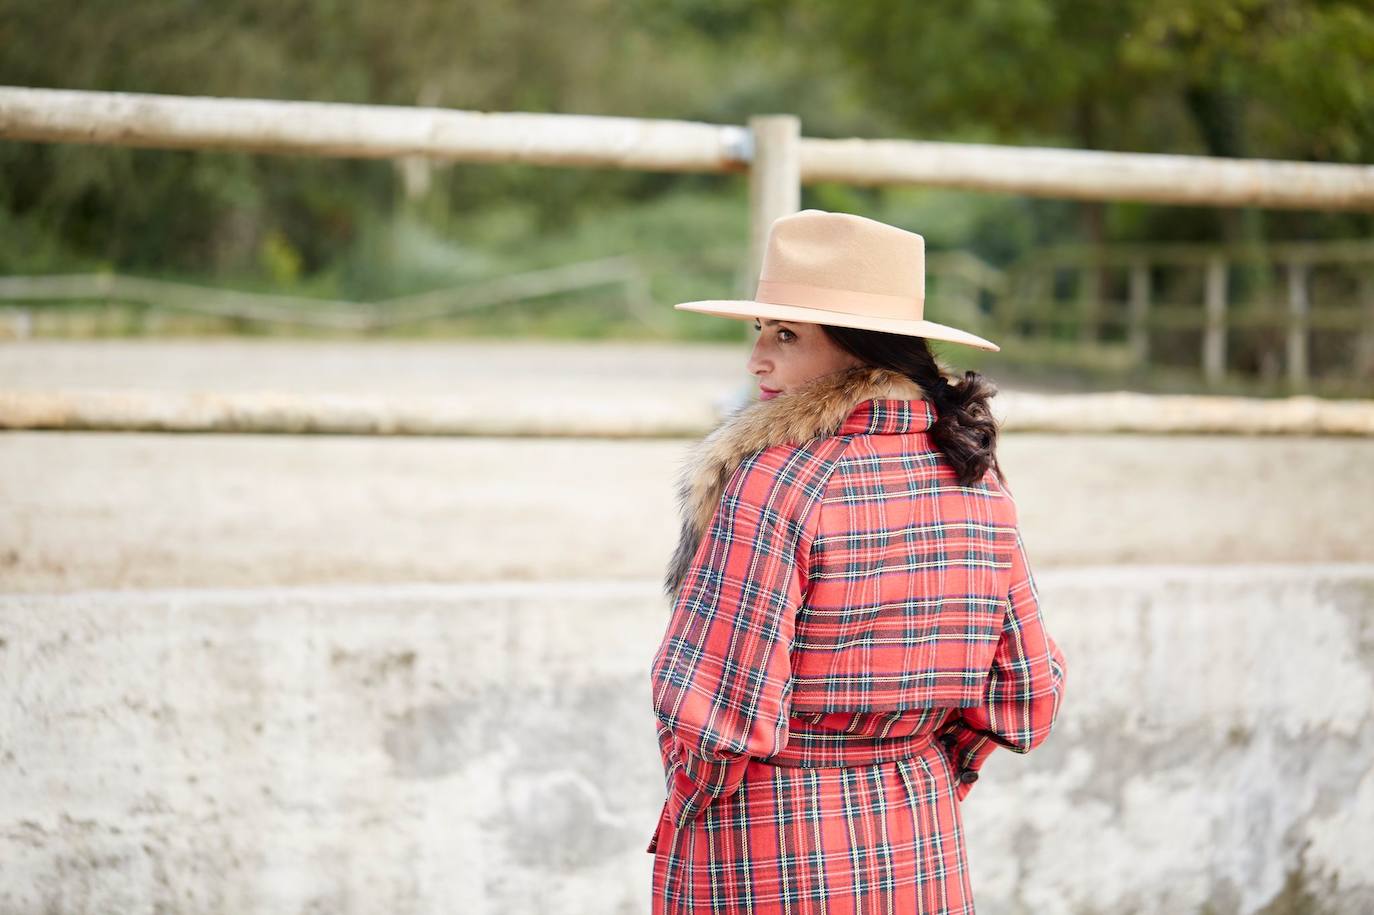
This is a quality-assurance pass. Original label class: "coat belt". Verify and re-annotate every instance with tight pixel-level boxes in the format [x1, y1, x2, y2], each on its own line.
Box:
[753, 728, 937, 769]
[649, 729, 942, 855]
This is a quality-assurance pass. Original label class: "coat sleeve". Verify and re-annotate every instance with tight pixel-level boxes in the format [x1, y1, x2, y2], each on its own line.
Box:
[937, 520, 1066, 800]
[649, 442, 834, 829]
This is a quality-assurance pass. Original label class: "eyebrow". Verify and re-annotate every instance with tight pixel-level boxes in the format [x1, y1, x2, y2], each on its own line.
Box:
[757, 319, 789, 327]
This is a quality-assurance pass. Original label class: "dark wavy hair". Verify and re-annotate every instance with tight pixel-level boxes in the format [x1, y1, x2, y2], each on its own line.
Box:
[820, 325, 1006, 488]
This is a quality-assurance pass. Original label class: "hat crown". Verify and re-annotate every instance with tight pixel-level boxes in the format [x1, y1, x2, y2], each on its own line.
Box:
[759, 210, 925, 307]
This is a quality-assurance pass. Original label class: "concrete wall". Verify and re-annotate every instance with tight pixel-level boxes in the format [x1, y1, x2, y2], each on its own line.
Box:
[4, 566, 1372, 914]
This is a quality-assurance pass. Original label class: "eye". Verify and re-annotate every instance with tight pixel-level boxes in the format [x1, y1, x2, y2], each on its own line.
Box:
[752, 320, 796, 342]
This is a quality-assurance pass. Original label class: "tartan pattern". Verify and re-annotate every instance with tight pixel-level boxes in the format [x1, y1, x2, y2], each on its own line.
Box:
[650, 751, 975, 915]
[648, 397, 1066, 913]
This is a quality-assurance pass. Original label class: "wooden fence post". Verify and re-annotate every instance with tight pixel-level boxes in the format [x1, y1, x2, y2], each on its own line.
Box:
[746, 115, 801, 338]
[1128, 259, 1151, 368]
[1077, 257, 1102, 344]
[1204, 255, 1228, 385]
[1356, 269, 1374, 382]
[1287, 260, 1311, 390]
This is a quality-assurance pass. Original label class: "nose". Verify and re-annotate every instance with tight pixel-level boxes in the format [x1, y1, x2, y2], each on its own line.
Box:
[746, 334, 769, 377]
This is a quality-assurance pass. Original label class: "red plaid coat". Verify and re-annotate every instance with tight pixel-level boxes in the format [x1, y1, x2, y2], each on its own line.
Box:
[647, 382, 1066, 915]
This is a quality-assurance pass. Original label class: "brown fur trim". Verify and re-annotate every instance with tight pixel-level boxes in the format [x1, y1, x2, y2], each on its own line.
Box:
[663, 364, 927, 599]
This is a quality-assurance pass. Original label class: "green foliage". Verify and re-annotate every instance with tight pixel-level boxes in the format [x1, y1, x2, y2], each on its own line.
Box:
[1, 0, 1371, 344]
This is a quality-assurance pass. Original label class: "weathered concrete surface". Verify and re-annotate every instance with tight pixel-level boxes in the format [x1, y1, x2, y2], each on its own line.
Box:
[960, 565, 1374, 915]
[3, 430, 1374, 593]
[3, 567, 1372, 914]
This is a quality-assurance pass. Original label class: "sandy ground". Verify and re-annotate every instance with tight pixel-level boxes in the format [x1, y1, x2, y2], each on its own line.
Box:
[5, 429, 1372, 593]
[0, 336, 1089, 402]
[3, 338, 1372, 592]
[0, 337, 752, 396]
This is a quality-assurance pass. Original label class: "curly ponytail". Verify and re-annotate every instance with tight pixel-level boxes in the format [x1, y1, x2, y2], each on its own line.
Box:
[820, 324, 1006, 488]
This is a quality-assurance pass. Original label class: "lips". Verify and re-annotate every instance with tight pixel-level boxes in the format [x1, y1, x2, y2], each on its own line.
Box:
[759, 386, 781, 401]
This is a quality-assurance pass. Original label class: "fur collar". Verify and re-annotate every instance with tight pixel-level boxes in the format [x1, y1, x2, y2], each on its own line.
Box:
[663, 364, 929, 599]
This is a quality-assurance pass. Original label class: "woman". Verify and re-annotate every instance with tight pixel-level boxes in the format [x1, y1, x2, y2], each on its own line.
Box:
[646, 210, 1066, 914]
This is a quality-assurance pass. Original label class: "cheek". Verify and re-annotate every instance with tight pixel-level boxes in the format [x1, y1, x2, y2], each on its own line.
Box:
[796, 339, 847, 376]
[775, 344, 808, 381]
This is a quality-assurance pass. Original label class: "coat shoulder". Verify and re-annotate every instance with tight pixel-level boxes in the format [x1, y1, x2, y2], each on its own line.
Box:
[722, 435, 855, 506]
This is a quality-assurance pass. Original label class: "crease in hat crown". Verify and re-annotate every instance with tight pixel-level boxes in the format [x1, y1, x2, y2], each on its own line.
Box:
[755, 210, 926, 322]
[672, 208, 1000, 352]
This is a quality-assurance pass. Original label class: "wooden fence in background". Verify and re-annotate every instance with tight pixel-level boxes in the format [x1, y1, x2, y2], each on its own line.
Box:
[975, 240, 1374, 392]
[3, 85, 1373, 392]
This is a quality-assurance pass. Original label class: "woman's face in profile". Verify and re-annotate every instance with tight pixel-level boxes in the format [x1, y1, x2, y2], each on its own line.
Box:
[747, 318, 863, 400]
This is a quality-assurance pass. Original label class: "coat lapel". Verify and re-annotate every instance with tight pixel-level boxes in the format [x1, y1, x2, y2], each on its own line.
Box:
[663, 364, 928, 599]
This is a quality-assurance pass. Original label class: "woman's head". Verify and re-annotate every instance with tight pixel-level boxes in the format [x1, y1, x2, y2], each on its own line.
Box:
[747, 316, 1003, 487]
[747, 318, 865, 399]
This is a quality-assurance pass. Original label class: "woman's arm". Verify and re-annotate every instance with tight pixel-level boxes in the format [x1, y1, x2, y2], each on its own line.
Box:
[649, 440, 841, 829]
[938, 523, 1066, 799]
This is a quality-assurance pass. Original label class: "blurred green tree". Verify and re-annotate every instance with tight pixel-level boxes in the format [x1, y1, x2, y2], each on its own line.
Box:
[806, 0, 1374, 242]
[0, 0, 1369, 291]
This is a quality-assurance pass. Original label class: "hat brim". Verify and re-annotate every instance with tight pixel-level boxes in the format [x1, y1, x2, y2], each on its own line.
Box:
[674, 299, 1000, 352]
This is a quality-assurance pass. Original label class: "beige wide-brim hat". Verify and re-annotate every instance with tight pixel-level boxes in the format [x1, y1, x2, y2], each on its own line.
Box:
[675, 209, 1000, 352]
